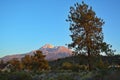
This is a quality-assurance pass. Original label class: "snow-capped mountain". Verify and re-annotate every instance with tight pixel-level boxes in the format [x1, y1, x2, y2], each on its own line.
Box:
[1, 44, 72, 61]
[39, 44, 72, 60]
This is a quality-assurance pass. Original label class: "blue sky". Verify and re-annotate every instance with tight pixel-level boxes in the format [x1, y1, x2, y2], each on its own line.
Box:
[0, 0, 120, 57]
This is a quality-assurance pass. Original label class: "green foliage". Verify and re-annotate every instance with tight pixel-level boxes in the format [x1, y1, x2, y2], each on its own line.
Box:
[22, 55, 33, 71]
[8, 50, 49, 72]
[49, 55, 120, 71]
[9, 58, 23, 71]
[95, 58, 109, 70]
[92, 70, 120, 80]
[71, 64, 81, 72]
[21, 50, 49, 72]
[31, 50, 49, 71]
[7, 71, 32, 80]
[67, 1, 105, 56]
[67, 1, 114, 70]
[0, 70, 120, 80]
[0, 71, 32, 80]
[56, 74, 75, 80]
[61, 62, 88, 71]
[0, 72, 8, 80]
[62, 62, 72, 70]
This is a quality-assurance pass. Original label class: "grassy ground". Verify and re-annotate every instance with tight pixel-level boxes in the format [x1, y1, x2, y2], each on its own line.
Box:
[0, 69, 120, 80]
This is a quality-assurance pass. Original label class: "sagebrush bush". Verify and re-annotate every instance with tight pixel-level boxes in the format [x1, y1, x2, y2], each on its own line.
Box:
[7, 71, 32, 80]
[0, 72, 8, 80]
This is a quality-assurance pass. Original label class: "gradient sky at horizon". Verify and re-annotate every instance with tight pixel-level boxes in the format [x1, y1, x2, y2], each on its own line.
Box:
[0, 0, 120, 57]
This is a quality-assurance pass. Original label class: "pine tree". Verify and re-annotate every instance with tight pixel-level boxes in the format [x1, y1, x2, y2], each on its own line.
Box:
[9, 58, 23, 71]
[32, 50, 49, 71]
[21, 50, 49, 72]
[22, 55, 32, 71]
[67, 1, 114, 70]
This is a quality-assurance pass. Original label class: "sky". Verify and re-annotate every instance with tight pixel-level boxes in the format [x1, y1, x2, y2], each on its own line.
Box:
[0, 0, 120, 57]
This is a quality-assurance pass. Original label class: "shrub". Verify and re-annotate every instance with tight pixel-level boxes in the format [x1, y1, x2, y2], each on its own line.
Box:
[62, 62, 72, 70]
[0, 72, 8, 80]
[7, 71, 32, 80]
[56, 74, 74, 80]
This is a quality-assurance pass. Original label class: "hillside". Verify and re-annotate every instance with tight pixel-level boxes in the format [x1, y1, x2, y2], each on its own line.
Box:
[0, 44, 72, 62]
[49, 54, 120, 70]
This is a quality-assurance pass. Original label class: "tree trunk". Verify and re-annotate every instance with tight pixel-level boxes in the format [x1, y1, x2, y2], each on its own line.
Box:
[88, 48, 92, 71]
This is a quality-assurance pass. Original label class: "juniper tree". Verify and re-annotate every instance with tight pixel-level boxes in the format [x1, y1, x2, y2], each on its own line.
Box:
[32, 50, 49, 71]
[22, 50, 49, 71]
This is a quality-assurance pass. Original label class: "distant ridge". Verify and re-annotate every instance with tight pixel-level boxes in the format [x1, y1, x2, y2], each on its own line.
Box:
[1, 44, 72, 61]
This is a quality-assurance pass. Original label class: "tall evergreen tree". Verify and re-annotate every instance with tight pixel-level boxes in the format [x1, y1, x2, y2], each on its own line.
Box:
[67, 1, 114, 70]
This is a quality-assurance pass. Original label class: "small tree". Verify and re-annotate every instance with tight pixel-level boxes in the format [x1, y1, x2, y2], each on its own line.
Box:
[31, 50, 49, 71]
[21, 50, 49, 72]
[9, 58, 23, 71]
[67, 1, 114, 70]
[22, 55, 33, 71]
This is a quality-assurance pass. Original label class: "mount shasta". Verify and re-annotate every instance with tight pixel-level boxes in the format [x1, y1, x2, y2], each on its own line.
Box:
[1, 44, 72, 61]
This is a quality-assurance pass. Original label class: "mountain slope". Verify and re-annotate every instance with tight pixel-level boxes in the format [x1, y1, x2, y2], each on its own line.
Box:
[1, 44, 72, 61]
[39, 44, 72, 60]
